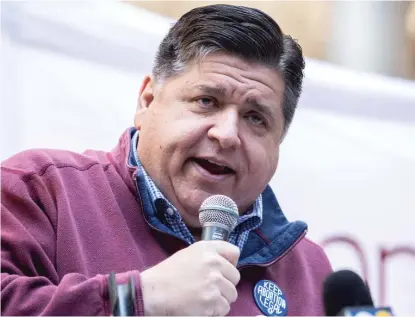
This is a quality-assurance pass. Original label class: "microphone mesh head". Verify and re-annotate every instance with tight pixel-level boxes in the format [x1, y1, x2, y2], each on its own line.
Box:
[199, 195, 239, 231]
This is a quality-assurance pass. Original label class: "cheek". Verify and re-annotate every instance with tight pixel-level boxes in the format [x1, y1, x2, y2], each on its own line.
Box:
[248, 144, 279, 179]
[138, 110, 171, 163]
[144, 107, 208, 159]
[168, 111, 211, 145]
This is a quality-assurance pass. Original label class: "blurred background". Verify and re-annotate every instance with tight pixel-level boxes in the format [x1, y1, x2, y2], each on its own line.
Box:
[134, 1, 415, 79]
[1, 1, 414, 315]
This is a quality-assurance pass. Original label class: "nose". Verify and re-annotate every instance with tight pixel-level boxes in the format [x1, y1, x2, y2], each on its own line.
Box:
[207, 109, 241, 149]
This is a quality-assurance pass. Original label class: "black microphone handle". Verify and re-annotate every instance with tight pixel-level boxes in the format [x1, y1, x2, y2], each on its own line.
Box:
[201, 224, 230, 241]
[108, 273, 136, 316]
[113, 284, 135, 316]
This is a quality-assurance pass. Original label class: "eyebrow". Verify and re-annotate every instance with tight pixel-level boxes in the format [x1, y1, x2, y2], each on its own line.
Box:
[194, 84, 227, 97]
[245, 97, 276, 121]
[192, 84, 277, 122]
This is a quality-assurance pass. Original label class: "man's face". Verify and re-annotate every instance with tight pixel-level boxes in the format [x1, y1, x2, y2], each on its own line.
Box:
[135, 52, 285, 227]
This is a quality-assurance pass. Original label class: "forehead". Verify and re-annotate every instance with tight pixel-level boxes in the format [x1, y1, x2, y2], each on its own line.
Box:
[170, 53, 285, 104]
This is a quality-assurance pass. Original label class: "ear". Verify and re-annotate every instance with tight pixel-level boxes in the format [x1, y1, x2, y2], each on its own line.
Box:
[134, 75, 154, 130]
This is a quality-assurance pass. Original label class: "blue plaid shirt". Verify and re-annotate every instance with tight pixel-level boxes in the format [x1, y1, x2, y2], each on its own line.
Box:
[132, 131, 263, 250]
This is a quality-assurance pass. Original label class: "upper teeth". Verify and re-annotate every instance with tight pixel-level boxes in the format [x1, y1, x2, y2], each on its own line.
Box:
[207, 159, 227, 167]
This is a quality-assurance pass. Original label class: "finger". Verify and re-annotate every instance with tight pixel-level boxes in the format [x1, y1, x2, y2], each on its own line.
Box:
[218, 257, 241, 286]
[218, 276, 238, 303]
[212, 295, 231, 317]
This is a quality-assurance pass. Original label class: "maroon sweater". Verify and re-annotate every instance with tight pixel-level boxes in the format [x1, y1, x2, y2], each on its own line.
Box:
[1, 129, 332, 316]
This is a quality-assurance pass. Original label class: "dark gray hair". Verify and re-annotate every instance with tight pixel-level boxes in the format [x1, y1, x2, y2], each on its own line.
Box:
[153, 4, 305, 135]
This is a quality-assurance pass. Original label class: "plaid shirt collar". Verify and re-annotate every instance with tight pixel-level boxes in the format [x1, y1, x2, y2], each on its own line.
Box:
[131, 130, 263, 250]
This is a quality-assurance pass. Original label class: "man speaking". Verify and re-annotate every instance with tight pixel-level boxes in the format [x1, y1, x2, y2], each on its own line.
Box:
[1, 4, 332, 316]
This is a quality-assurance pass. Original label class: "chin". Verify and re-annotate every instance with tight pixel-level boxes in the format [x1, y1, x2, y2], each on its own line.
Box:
[180, 211, 202, 228]
[177, 184, 237, 224]
[178, 192, 210, 226]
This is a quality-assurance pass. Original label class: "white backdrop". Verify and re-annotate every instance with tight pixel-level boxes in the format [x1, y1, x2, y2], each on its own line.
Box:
[1, 1, 415, 314]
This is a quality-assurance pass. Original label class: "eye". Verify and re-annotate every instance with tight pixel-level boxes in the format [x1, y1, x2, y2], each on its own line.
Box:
[246, 112, 266, 127]
[196, 97, 217, 108]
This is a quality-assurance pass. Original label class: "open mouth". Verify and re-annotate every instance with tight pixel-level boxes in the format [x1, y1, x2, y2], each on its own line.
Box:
[192, 158, 235, 175]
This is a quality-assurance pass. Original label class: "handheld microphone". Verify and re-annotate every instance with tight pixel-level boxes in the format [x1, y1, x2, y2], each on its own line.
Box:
[108, 273, 135, 316]
[199, 195, 239, 241]
[323, 270, 394, 316]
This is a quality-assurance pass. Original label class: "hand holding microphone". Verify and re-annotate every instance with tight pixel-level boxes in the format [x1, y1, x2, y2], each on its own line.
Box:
[141, 195, 240, 316]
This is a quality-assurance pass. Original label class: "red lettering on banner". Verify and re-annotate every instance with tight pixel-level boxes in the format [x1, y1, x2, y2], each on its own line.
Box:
[321, 234, 415, 309]
[321, 235, 369, 283]
[379, 246, 415, 305]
